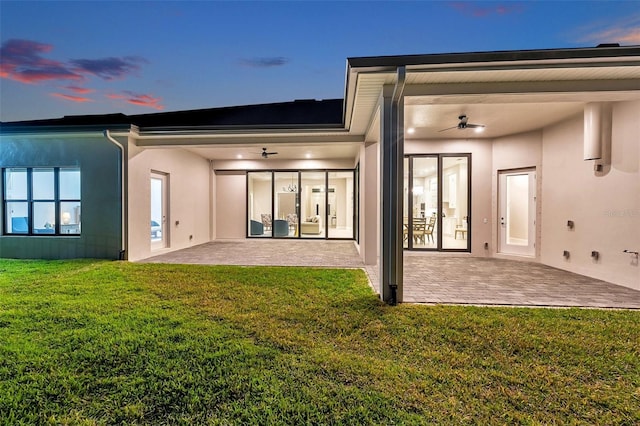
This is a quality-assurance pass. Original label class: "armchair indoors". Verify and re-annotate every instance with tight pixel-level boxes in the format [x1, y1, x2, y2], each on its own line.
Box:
[273, 219, 289, 237]
[261, 213, 272, 231]
[250, 220, 264, 236]
[11, 217, 28, 234]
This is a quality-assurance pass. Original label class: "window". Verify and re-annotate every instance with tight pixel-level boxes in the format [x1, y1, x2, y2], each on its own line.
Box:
[3, 167, 81, 235]
[403, 154, 470, 251]
[247, 169, 356, 240]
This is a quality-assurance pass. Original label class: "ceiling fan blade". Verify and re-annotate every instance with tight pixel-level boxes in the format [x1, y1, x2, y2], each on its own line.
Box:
[466, 123, 484, 129]
[438, 126, 458, 132]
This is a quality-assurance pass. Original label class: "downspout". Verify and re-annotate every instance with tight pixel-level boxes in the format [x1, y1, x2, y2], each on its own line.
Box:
[381, 66, 405, 305]
[390, 66, 405, 305]
[104, 130, 128, 260]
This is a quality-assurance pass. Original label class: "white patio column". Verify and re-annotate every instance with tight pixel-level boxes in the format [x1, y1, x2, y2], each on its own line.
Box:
[379, 67, 405, 304]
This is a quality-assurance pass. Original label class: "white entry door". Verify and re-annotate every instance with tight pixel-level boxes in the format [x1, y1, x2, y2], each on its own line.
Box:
[498, 169, 536, 256]
[151, 172, 168, 250]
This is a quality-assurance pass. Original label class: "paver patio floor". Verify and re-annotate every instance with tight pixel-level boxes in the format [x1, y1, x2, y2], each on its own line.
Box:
[141, 240, 640, 309]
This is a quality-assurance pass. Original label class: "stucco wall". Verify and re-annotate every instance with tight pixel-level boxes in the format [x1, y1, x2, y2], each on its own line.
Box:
[492, 130, 543, 259]
[215, 172, 247, 239]
[127, 145, 211, 261]
[541, 101, 640, 290]
[0, 133, 122, 259]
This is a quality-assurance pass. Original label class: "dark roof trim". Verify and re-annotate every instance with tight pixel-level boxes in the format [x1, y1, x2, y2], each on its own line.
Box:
[1, 99, 345, 132]
[0, 123, 132, 135]
[347, 45, 640, 69]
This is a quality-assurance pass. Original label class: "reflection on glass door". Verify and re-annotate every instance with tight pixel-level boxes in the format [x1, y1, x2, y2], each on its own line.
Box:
[442, 156, 468, 250]
[150, 172, 168, 250]
[247, 170, 356, 240]
[404, 155, 470, 251]
[300, 171, 325, 238]
[327, 171, 354, 239]
[274, 172, 299, 238]
[247, 172, 272, 237]
[408, 157, 438, 249]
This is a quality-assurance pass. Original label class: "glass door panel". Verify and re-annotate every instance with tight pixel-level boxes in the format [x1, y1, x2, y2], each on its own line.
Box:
[442, 156, 469, 250]
[300, 171, 325, 238]
[411, 157, 438, 249]
[247, 172, 272, 237]
[498, 169, 536, 256]
[403, 158, 409, 248]
[150, 172, 168, 250]
[274, 172, 299, 238]
[327, 171, 354, 239]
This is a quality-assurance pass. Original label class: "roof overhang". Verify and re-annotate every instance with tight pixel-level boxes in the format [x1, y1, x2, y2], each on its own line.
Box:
[344, 45, 640, 138]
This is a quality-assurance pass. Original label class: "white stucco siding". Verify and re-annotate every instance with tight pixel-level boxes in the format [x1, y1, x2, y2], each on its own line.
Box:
[541, 101, 640, 290]
[215, 172, 246, 239]
[127, 146, 211, 261]
[492, 130, 543, 260]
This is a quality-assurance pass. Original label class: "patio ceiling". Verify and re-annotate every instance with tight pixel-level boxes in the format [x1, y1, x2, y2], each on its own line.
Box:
[348, 47, 640, 142]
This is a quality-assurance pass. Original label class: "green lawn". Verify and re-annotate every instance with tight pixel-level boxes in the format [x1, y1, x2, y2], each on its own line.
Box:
[0, 260, 638, 425]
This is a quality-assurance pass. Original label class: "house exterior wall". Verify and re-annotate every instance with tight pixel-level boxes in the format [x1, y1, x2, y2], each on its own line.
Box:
[215, 172, 246, 239]
[127, 145, 211, 261]
[492, 130, 543, 259]
[359, 143, 380, 267]
[541, 101, 640, 290]
[0, 133, 122, 259]
[405, 138, 493, 255]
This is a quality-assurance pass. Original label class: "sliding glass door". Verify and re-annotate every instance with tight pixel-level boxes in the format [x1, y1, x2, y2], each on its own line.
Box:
[404, 154, 470, 251]
[247, 170, 355, 240]
[247, 172, 272, 237]
[274, 172, 299, 238]
[300, 171, 325, 238]
[327, 171, 354, 239]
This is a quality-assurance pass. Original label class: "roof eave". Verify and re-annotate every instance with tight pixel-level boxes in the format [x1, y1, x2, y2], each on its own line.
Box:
[0, 123, 133, 136]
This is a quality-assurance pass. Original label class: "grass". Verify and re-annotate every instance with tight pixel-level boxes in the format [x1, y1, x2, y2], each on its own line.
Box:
[0, 259, 638, 425]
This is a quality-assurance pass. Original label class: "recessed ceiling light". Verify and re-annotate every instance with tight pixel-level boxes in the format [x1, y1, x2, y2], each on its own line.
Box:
[474, 127, 485, 133]
[407, 127, 415, 134]
[305, 153, 311, 159]
[236, 154, 243, 159]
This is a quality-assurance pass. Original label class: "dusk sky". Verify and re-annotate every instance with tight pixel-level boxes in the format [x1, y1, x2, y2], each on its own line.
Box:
[1, 1, 639, 122]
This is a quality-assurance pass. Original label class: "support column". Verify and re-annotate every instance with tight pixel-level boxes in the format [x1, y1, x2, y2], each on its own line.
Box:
[379, 67, 405, 305]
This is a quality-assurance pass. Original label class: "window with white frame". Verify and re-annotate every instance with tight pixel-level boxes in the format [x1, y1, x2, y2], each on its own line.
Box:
[3, 167, 81, 235]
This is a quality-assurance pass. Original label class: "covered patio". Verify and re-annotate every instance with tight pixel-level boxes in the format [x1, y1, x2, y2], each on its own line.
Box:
[141, 240, 640, 309]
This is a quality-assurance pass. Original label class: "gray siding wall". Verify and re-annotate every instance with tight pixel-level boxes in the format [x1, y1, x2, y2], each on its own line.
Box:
[0, 133, 122, 259]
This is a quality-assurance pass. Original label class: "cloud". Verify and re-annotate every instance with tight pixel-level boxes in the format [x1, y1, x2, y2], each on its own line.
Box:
[449, 2, 524, 17]
[107, 91, 164, 110]
[64, 85, 95, 94]
[50, 93, 93, 103]
[70, 56, 147, 81]
[0, 39, 82, 84]
[576, 14, 640, 45]
[1, 39, 149, 87]
[238, 56, 290, 68]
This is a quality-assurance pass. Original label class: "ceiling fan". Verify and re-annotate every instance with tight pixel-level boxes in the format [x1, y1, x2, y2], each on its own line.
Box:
[439, 115, 485, 132]
[260, 147, 278, 158]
